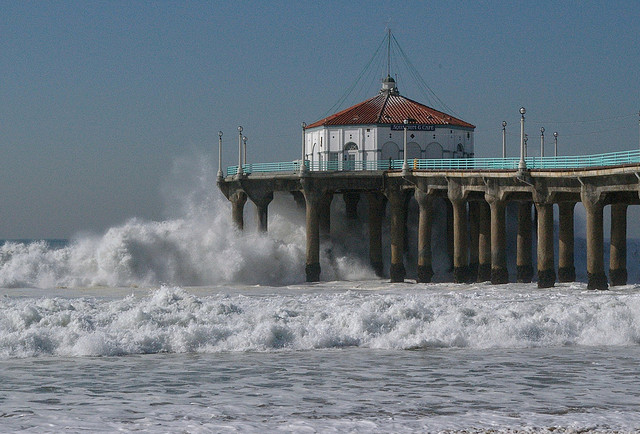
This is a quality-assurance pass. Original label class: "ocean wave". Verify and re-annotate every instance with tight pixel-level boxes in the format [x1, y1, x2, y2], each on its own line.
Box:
[1, 285, 640, 358]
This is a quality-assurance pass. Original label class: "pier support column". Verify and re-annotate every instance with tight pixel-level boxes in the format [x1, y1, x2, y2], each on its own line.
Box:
[468, 202, 480, 282]
[558, 202, 576, 282]
[581, 187, 608, 290]
[516, 201, 533, 283]
[366, 192, 385, 278]
[250, 191, 273, 232]
[415, 188, 434, 283]
[477, 201, 492, 282]
[386, 187, 408, 283]
[343, 192, 360, 220]
[230, 191, 247, 230]
[448, 182, 469, 283]
[446, 199, 454, 272]
[319, 193, 333, 240]
[610, 203, 628, 286]
[535, 202, 556, 288]
[487, 197, 508, 284]
[302, 187, 323, 282]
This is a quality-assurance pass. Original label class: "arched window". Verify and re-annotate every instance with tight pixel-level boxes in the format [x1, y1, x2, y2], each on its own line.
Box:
[425, 142, 443, 159]
[344, 142, 358, 151]
[406, 142, 422, 159]
[381, 141, 399, 161]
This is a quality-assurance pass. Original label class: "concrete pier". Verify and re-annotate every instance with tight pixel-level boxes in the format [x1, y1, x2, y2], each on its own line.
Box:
[610, 203, 628, 286]
[302, 186, 322, 282]
[535, 202, 556, 288]
[581, 186, 608, 290]
[367, 192, 385, 277]
[386, 185, 408, 282]
[414, 188, 434, 283]
[477, 201, 492, 282]
[219, 163, 640, 287]
[487, 196, 508, 284]
[448, 183, 469, 283]
[558, 202, 576, 282]
[468, 201, 480, 282]
[516, 201, 533, 283]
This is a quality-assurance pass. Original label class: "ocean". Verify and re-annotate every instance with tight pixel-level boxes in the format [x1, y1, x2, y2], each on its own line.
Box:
[2, 180, 640, 432]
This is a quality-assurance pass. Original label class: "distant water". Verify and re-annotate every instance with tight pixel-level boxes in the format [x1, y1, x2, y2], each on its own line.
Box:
[2, 168, 640, 432]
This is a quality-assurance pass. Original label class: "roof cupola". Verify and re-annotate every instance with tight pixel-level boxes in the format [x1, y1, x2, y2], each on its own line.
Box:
[381, 75, 399, 95]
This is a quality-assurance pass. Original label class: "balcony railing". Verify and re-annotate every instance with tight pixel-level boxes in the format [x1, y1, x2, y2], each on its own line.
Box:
[225, 149, 640, 177]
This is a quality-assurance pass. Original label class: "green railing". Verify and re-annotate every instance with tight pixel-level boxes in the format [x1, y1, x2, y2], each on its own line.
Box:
[226, 149, 640, 176]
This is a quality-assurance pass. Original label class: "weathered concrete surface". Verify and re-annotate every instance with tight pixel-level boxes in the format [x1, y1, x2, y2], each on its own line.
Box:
[558, 202, 576, 282]
[516, 201, 533, 283]
[385, 182, 408, 283]
[448, 180, 469, 283]
[477, 200, 492, 282]
[535, 202, 556, 288]
[414, 188, 434, 283]
[367, 192, 385, 278]
[610, 203, 628, 286]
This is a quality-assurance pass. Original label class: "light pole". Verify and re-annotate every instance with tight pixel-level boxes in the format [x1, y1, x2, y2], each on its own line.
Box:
[237, 126, 243, 176]
[518, 107, 526, 171]
[243, 136, 247, 167]
[502, 121, 507, 158]
[402, 119, 409, 175]
[217, 131, 223, 179]
[540, 127, 545, 157]
[301, 122, 307, 173]
[554, 131, 558, 157]
[524, 134, 528, 157]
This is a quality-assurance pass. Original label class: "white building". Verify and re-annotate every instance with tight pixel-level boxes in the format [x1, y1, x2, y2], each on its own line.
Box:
[304, 76, 475, 170]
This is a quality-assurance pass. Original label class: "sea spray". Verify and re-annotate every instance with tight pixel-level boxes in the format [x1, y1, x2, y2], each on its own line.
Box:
[0, 154, 377, 288]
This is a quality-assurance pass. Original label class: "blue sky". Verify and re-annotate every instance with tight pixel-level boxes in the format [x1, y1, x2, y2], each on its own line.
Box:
[1, 1, 639, 238]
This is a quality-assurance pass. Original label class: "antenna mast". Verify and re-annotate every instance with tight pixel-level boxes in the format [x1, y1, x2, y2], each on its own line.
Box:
[387, 28, 391, 77]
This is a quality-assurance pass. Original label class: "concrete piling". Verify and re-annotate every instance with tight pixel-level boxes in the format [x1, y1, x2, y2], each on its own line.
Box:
[558, 202, 576, 282]
[230, 191, 247, 230]
[581, 187, 608, 290]
[610, 203, 628, 286]
[414, 188, 434, 283]
[367, 192, 385, 278]
[516, 201, 533, 283]
[386, 187, 408, 283]
[488, 197, 508, 284]
[535, 202, 556, 288]
[477, 200, 492, 282]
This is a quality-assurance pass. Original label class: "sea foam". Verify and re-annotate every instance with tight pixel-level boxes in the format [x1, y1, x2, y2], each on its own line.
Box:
[1, 284, 640, 359]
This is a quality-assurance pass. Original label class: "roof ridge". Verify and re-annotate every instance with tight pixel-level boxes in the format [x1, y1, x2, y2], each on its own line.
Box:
[376, 91, 391, 123]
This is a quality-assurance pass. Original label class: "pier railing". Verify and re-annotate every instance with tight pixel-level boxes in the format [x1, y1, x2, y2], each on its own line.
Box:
[226, 149, 640, 176]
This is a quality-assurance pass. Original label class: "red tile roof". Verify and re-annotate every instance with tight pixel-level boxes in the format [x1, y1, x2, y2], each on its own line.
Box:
[306, 92, 475, 129]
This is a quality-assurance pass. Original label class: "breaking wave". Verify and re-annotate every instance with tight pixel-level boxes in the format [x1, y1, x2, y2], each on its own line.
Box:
[1, 284, 640, 358]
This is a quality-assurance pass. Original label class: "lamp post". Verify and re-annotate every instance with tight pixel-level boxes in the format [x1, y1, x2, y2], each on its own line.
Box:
[502, 121, 507, 158]
[243, 136, 247, 167]
[554, 131, 558, 157]
[301, 122, 307, 173]
[524, 134, 528, 157]
[237, 126, 243, 176]
[540, 127, 545, 157]
[402, 119, 409, 175]
[518, 107, 526, 171]
[217, 131, 223, 179]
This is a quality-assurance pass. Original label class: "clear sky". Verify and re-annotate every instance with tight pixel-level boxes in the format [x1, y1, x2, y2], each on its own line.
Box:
[1, 1, 639, 239]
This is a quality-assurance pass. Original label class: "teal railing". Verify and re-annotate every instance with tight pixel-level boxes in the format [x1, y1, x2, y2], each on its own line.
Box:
[226, 149, 640, 176]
